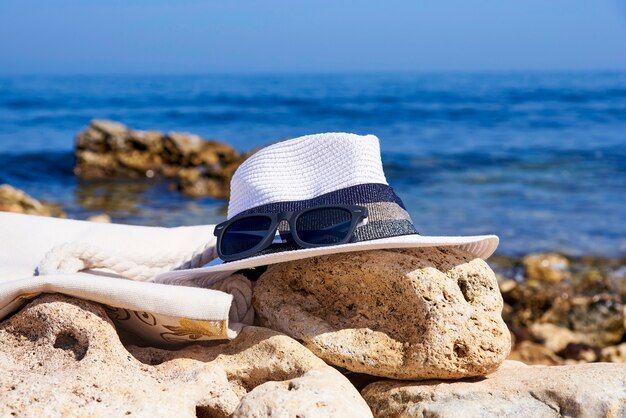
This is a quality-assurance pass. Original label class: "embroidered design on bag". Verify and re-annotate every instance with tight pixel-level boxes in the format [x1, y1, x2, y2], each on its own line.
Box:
[134, 310, 157, 326]
[105, 306, 131, 321]
[160, 318, 228, 341]
[104, 306, 229, 342]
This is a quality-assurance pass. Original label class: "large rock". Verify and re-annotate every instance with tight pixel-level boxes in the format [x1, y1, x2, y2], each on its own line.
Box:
[362, 360, 626, 418]
[0, 184, 65, 217]
[253, 247, 511, 380]
[0, 294, 372, 417]
[233, 368, 370, 418]
[175, 161, 242, 199]
[0, 294, 236, 417]
[175, 146, 253, 198]
[74, 120, 244, 198]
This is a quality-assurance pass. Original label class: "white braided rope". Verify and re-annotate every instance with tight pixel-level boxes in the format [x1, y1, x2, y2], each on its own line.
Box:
[212, 274, 255, 325]
[35, 240, 255, 324]
[37, 240, 217, 281]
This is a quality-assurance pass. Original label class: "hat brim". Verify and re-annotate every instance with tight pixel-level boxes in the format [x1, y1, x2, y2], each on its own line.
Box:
[154, 234, 499, 285]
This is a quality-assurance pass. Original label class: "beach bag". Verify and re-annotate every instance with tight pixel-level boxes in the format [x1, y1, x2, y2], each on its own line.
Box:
[0, 212, 253, 345]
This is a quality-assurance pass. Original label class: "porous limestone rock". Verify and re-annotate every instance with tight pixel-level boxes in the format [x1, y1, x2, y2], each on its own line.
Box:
[0, 294, 238, 417]
[128, 323, 329, 398]
[133, 331, 373, 418]
[253, 247, 511, 380]
[0, 294, 372, 417]
[233, 367, 372, 418]
[361, 360, 626, 418]
[0, 184, 65, 217]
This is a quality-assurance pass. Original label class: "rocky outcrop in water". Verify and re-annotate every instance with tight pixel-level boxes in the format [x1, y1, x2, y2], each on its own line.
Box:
[253, 247, 511, 380]
[75, 120, 247, 198]
[0, 184, 65, 217]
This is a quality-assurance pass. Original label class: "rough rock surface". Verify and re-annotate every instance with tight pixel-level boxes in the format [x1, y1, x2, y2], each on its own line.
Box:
[74, 120, 246, 197]
[0, 184, 65, 217]
[0, 294, 372, 417]
[233, 367, 371, 418]
[362, 360, 626, 418]
[254, 247, 511, 380]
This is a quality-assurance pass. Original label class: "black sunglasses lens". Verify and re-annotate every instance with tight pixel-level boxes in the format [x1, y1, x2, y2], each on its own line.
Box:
[221, 216, 272, 256]
[296, 207, 353, 245]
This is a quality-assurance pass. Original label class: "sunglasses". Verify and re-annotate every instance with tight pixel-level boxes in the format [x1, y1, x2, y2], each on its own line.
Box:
[214, 204, 369, 262]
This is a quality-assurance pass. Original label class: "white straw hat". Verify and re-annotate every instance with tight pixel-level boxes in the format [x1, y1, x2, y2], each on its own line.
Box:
[155, 132, 498, 284]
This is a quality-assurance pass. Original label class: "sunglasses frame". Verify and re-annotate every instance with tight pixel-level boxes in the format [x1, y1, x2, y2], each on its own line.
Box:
[214, 204, 369, 262]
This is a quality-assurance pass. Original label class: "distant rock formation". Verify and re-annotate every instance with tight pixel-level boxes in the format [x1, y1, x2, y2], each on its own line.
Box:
[0, 184, 65, 217]
[75, 120, 249, 198]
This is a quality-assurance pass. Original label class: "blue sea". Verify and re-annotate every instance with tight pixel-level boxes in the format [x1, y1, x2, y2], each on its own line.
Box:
[1, 72, 625, 256]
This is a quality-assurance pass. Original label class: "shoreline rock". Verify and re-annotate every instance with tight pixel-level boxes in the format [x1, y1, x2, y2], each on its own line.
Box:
[521, 252, 570, 283]
[0, 294, 372, 417]
[0, 184, 66, 217]
[362, 360, 626, 417]
[74, 120, 247, 198]
[500, 258, 626, 365]
[1, 248, 625, 415]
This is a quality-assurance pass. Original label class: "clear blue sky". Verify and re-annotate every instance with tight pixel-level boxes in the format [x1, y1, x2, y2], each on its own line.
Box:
[1, 0, 625, 74]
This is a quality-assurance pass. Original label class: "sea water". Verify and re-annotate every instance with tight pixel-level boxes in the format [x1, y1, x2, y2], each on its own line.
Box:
[1, 72, 625, 256]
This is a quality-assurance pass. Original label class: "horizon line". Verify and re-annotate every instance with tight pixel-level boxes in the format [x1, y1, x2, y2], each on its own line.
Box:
[2, 68, 626, 77]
